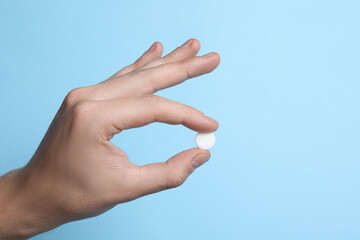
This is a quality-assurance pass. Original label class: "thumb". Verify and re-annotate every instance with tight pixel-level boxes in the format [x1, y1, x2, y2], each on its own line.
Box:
[135, 148, 211, 196]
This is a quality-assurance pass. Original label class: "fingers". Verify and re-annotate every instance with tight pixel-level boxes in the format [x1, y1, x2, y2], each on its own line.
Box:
[105, 42, 163, 81]
[135, 38, 201, 71]
[63, 40, 219, 107]
[107, 38, 199, 81]
[140, 52, 220, 93]
[132, 148, 211, 196]
[98, 95, 219, 138]
[95, 52, 220, 100]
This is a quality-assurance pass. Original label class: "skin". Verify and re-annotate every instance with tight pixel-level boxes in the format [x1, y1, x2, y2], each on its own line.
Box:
[0, 38, 220, 239]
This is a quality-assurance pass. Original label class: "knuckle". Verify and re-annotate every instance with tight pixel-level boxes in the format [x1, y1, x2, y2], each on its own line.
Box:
[184, 104, 197, 113]
[142, 94, 162, 105]
[142, 75, 157, 93]
[64, 87, 86, 108]
[164, 167, 187, 189]
[71, 101, 96, 123]
[177, 61, 191, 79]
[179, 103, 201, 118]
[142, 94, 164, 123]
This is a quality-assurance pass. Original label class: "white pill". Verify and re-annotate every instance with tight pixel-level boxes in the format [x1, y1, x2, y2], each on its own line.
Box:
[195, 132, 215, 150]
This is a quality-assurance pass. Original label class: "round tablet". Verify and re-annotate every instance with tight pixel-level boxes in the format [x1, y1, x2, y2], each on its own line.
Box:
[195, 132, 215, 150]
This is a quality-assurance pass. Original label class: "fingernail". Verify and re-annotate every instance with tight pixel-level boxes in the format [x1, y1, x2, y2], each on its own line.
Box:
[206, 115, 218, 124]
[182, 39, 193, 48]
[203, 52, 215, 58]
[192, 153, 210, 170]
[149, 42, 157, 51]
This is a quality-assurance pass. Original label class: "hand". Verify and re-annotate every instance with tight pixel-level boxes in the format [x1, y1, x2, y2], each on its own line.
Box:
[0, 39, 220, 239]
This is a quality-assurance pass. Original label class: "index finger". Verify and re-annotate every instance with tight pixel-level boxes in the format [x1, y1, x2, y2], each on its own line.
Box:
[97, 95, 219, 139]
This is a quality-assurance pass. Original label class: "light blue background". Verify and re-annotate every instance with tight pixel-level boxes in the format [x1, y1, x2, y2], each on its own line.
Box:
[1, 0, 360, 239]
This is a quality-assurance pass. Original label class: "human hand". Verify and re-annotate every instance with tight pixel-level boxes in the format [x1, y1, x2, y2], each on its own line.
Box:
[0, 39, 220, 239]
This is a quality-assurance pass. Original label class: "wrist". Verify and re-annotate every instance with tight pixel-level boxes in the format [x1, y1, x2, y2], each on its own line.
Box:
[0, 167, 64, 239]
[0, 168, 32, 239]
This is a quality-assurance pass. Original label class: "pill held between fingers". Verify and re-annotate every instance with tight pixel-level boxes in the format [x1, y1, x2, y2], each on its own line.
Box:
[195, 132, 215, 150]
